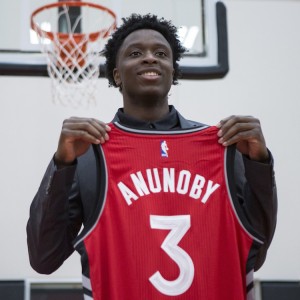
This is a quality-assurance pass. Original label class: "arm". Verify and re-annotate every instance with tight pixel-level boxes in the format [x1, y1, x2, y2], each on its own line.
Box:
[27, 117, 111, 274]
[234, 151, 277, 270]
[217, 115, 277, 270]
[26, 159, 82, 274]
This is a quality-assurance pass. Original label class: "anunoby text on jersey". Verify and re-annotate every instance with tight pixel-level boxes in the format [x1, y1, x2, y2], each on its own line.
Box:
[117, 167, 221, 206]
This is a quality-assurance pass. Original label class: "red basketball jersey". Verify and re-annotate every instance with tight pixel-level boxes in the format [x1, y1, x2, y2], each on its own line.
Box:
[74, 123, 263, 300]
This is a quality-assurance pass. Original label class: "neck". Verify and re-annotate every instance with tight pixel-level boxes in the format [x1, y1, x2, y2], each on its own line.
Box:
[123, 102, 170, 122]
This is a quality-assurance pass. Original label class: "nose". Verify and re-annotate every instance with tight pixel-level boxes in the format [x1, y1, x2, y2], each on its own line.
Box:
[143, 51, 157, 64]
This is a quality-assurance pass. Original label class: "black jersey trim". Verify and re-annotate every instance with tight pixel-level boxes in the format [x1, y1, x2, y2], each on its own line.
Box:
[73, 144, 108, 248]
[224, 146, 264, 244]
[113, 122, 209, 135]
[83, 287, 93, 298]
[246, 240, 263, 273]
[246, 270, 254, 293]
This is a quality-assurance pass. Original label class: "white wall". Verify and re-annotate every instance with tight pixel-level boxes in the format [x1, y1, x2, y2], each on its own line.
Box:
[0, 0, 299, 282]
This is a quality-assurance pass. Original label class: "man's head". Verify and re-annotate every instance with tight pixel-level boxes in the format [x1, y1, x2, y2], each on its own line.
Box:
[103, 14, 186, 89]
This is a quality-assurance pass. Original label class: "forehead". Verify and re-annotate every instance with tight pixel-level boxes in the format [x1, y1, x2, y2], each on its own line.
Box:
[119, 29, 172, 51]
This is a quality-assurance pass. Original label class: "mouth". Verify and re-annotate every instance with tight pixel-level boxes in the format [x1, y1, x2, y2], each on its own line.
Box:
[141, 71, 160, 76]
[138, 70, 161, 79]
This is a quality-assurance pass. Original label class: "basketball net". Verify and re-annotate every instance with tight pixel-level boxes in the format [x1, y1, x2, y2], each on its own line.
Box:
[31, 1, 116, 107]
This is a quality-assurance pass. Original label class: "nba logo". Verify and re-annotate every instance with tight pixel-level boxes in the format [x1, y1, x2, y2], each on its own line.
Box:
[160, 140, 169, 157]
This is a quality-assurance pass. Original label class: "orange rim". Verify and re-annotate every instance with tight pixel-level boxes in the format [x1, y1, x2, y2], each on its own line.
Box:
[30, 1, 117, 42]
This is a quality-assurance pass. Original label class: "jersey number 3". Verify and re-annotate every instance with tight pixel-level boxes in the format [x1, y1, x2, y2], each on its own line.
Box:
[149, 215, 195, 296]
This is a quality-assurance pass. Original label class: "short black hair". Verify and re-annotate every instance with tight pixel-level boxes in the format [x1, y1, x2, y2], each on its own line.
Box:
[103, 13, 186, 88]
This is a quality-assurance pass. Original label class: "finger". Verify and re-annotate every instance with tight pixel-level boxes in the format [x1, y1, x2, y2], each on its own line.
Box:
[218, 128, 259, 146]
[217, 115, 258, 136]
[217, 115, 255, 130]
[63, 118, 111, 142]
[61, 127, 103, 144]
[64, 116, 111, 132]
[89, 119, 111, 141]
[216, 116, 262, 146]
[218, 123, 260, 145]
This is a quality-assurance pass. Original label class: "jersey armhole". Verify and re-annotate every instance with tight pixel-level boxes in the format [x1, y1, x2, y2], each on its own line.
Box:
[73, 144, 108, 248]
[225, 145, 264, 245]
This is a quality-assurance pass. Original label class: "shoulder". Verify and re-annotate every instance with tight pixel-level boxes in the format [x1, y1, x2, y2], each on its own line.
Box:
[176, 110, 207, 129]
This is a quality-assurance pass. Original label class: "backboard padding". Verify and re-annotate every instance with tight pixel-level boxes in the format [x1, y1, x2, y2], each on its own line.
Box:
[0, 0, 228, 79]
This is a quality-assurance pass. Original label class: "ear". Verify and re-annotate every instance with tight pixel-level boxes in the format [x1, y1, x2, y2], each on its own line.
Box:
[113, 68, 121, 87]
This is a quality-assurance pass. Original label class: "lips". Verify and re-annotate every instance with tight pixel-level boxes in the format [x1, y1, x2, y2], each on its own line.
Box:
[141, 71, 159, 76]
[138, 69, 161, 77]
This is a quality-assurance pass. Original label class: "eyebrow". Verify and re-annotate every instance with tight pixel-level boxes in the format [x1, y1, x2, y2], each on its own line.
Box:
[126, 42, 171, 50]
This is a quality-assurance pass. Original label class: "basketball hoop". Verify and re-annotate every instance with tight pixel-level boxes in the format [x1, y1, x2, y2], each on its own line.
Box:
[31, 1, 117, 107]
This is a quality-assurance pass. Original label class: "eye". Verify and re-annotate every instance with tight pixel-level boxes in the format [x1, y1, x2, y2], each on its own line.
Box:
[156, 51, 167, 57]
[129, 51, 141, 57]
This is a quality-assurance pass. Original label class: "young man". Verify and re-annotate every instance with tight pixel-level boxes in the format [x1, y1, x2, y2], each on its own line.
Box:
[27, 14, 277, 300]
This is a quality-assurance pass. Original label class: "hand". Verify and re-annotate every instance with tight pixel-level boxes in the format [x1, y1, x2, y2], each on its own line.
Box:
[217, 115, 269, 162]
[54, 117, 111, 165]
